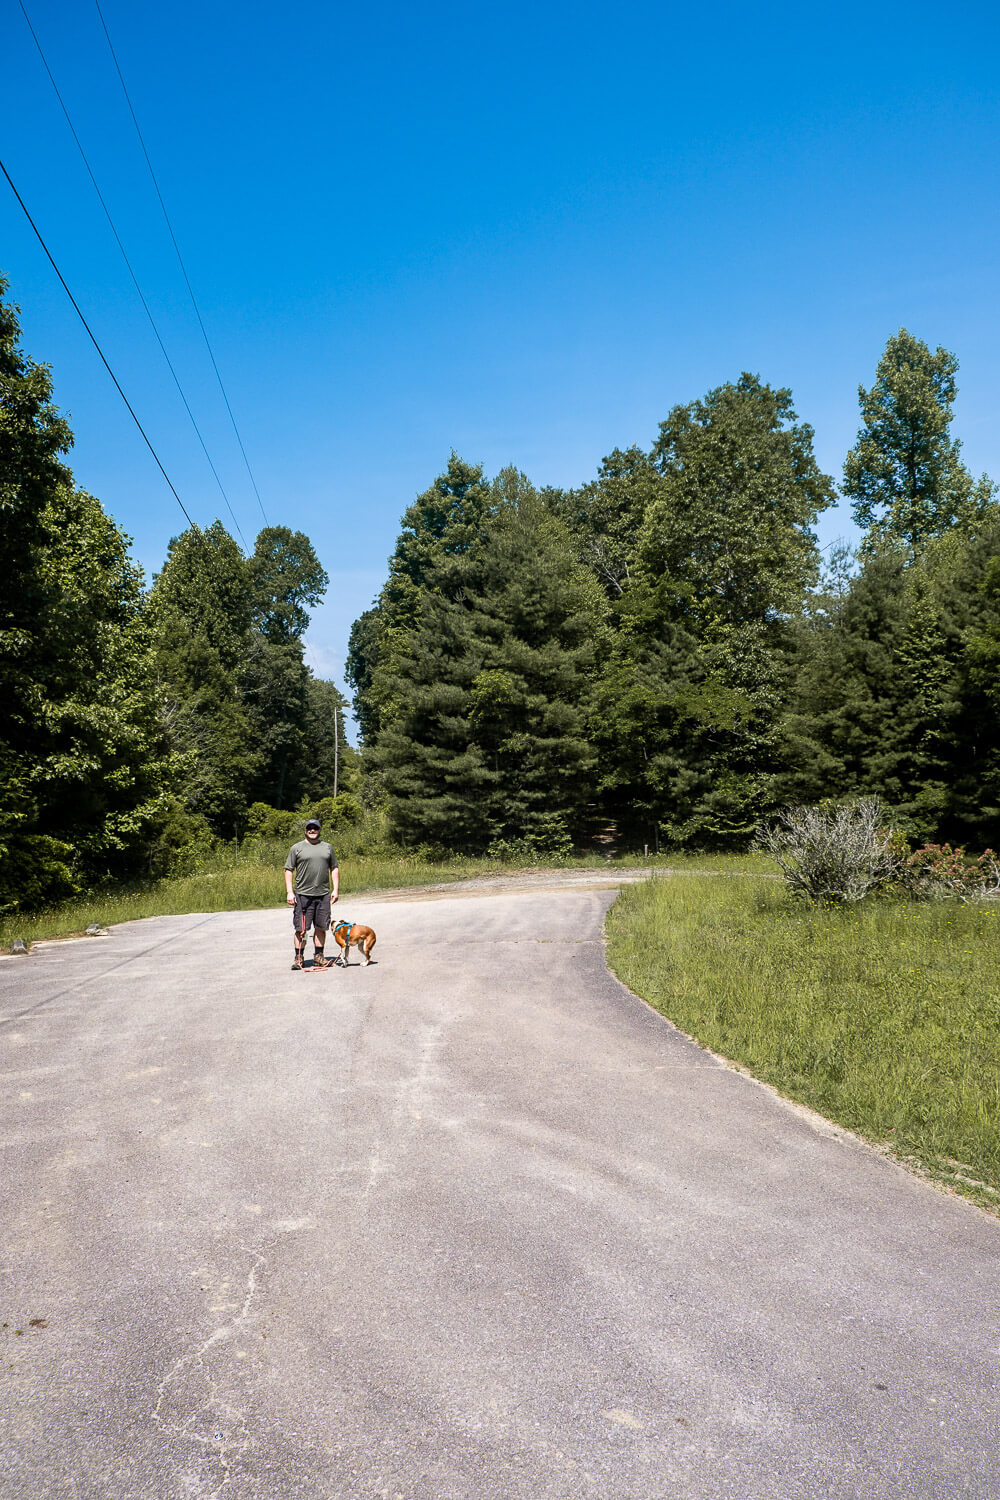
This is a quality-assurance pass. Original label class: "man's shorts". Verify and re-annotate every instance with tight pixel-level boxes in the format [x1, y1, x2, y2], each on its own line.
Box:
[293, 893, 331, 934]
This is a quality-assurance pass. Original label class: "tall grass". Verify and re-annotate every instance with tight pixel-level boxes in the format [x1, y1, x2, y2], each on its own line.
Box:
[0, 847, 475, 948]
[606, 875, 1000, 1208]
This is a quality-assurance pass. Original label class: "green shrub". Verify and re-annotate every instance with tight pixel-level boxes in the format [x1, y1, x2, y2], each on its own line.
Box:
[148, 800, 217, 877]
[0, 830, 79, 914]
[244, 802, 298, 842]
[304, 793, 363, 830]
[487, 813, 574, 865]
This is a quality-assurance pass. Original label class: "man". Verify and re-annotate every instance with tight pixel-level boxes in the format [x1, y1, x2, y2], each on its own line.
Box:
[285, 817, 339, 971]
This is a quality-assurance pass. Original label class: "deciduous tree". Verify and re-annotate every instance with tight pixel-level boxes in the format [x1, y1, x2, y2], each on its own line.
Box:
[1, 280, 168, 906]
[844, 329, 994, 550]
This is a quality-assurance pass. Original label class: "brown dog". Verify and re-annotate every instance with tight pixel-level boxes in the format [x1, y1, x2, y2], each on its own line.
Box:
[332, 919, 376, 966]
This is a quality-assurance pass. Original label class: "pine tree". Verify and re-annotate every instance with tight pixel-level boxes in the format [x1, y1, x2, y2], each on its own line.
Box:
[777, 514, 1000, 849]
[374, 470, 607, 851]
[347, 454, 493, 745]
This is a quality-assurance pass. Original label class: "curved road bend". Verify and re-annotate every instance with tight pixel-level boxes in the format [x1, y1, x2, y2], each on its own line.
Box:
[1, 879, 998, 1499]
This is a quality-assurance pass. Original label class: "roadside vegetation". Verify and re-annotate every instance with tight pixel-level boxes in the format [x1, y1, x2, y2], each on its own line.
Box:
[6, 282, 1000, 923]
[606, 873, 1000, 1210]
[0, 809, 763, 949]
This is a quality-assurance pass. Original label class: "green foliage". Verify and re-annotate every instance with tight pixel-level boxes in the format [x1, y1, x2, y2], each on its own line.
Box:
[152, 519, 253, 668]
[150, 520, 333, 823]
[249, 526, 328, 643]
[301, 793, 362, 828]
[244, 801, 299, 842]
[146, 799, 217, 877]
[345, 606, 382, 745]
[1, 282, 171, 909]
[486, 810, 574, 863]
[844, 329, 996, 550]
[778, 506, 1000, 848]
[347, 454, 494, 746]
[299, 677, 357, 797]
[383, 451, 494, 621]
[242, 635, 310, 808]
[554, 446, 659, 597]
[149, 521, 259, 834]
[13, 252, 1000, 902]
[373, 468, 607, 851]
[596, 375, 834, 847]
[641, 372, 835, 624]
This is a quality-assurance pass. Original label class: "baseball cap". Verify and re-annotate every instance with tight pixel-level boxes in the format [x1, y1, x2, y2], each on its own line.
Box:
[305, 818, 321, 830]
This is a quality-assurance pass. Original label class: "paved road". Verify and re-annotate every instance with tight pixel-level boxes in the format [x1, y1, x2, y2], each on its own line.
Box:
[2, 879, 998, 1499]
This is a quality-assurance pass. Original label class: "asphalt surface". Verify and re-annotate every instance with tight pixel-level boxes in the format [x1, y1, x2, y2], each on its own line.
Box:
[1, 878, 998, 1499]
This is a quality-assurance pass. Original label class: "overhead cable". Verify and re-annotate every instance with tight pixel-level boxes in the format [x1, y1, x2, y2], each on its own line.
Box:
[17, 0, 249, 548]
[94, 0, 270, 528]
[0, 154, 198, 532]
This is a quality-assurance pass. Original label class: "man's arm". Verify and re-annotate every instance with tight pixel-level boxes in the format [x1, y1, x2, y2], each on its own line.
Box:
[330, 860, 340, 904]
[285, 851, 296, 906]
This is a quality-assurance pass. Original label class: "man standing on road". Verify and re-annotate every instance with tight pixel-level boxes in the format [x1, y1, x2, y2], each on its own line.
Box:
[285, 818, 339, 971]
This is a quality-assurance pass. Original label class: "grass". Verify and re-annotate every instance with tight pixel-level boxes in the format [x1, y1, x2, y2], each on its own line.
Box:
[0, 849, 482, 949]
[605, 873, 1000, 1210]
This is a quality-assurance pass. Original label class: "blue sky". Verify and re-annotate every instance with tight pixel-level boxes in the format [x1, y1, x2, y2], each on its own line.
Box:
[4, 0, 999, 729]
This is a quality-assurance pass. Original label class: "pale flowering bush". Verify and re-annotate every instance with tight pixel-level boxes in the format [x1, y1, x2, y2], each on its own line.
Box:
[755, 798, 903, 904]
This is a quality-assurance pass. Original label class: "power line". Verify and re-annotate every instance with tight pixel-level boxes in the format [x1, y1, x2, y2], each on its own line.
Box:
[17, 0, 249, 549]
[0, 154, 198, 532]
[94, 0, 270, 529]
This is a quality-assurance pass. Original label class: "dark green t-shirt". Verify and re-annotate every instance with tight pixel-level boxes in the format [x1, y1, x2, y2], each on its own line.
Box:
[285, 839, 338, 897]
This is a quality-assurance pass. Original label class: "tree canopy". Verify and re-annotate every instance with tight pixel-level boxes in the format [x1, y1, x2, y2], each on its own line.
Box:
[5, 257, 1000, 908]
[844, 329, 994, 550]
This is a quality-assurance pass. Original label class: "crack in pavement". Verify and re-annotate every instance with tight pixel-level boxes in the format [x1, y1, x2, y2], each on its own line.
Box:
[151, 1248, 267, 1496]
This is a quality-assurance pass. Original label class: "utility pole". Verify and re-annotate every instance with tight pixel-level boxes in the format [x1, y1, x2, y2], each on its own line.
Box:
[333, 703, 339, 800]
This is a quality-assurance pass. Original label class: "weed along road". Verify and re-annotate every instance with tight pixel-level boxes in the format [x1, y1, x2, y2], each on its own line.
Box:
[2, 877, 999, 1500]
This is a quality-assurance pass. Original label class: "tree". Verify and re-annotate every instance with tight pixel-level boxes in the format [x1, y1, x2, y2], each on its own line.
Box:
[249, 526, 328, 643]
[348, 454, 494, 747]
[300, 678, 358, 797]
[374, 470, 607, 851]
[596, 375, 834, 847]
[382, 451, 494, 625]
[1, 280, 169, 907]
[241, 637, 310, 809]
[844, 329, 994, 550]
[641, 373, 834, 626]
[776, 552, 943, 834]
[553, 446, 659, 598]
[345, 606, 382, 747]
[150, 521, 259, 834]
[776, 507, 1000, 849]
[241, 526, 328, 807]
